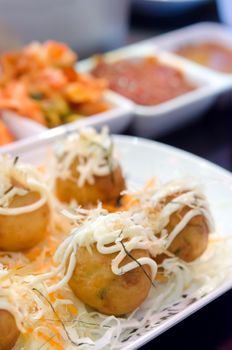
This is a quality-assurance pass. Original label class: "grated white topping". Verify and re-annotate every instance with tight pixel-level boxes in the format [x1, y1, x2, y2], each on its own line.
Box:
[53, 127, 119, 187]
[130, 179, 215, 250]
[14, 239, 232, 349]
[0, 265, 47, 333]
[0, 154, 50, 216]
[33, 207, 166, 293]
[1, 169, 230, 350]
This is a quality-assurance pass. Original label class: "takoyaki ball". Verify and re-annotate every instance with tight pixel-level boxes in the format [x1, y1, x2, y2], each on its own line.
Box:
[0, 191, 50, 251]
[165, 204, 209, 262]
[55, 158, 126, 207]
[155, 192, 210, 263]
[53, 127, 126, 207]
[69, 245, 152, 316]
[0, 310, 19, 350]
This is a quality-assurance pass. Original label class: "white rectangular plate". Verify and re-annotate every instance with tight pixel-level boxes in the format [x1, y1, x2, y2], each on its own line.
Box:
[148, 22, 232, 78]
[1, 90, 133, 146]
[1, 130, 232, 349]
[79, 43, 231, 137]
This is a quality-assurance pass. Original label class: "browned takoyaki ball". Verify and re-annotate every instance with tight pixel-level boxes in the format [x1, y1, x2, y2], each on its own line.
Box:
[156, 195, 210, 263]
[0, 310, 19, 350]
[166, 205, 209, 262]
[69, 245, 152, 316]
[55, 157, 126, 207]
[0, 191, 50, 251]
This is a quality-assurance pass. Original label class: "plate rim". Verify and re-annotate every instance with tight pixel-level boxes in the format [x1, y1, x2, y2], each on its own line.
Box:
[122, 280, 232, 350]
[1, 132, 232, 349]
[113, 135, 232, 349]
[114, 134, 232, 180]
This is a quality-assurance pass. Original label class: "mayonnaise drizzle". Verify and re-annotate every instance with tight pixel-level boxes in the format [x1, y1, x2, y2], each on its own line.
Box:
[0, 196, 47, 215]
[53, 127, 118, 187]
[35, 208, 163, 293]
[0, 154, 49, 216]
[133, 179, 214, 250]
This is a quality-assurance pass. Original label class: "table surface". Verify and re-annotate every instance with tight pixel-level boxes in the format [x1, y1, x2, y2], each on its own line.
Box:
[127, 1, 232, 349]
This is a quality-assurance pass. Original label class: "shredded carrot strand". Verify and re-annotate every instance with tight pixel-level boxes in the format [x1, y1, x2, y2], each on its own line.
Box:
[37, 331, 64, 350]
[66, 304, 78, 316]
[103, 177, 157, 213]
[47, 325, 62, 342]
[25, 246, 42, 261]
[49, 291, 64, 302]
[143, 176, 156, 191]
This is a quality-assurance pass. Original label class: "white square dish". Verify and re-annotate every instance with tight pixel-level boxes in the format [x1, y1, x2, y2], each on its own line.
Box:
[79, 44, 231, 137]
[148, 22, 232, 78]
[1, 129, 232, 350]
[0, 91, 133, 147]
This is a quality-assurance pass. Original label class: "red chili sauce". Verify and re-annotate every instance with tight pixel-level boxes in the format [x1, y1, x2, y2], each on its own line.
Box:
[91, 56, 196, 106]
[176, 42, 232, 73]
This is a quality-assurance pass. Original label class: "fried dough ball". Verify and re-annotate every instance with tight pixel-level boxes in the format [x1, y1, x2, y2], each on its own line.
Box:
[0, 310, 19, 350]
[155, 193, 210, 263]
[69, 245, 152, 316]
[0, 191, 50, 251]
[54, 128, 126, 207]
[55, 158, 125, 206]
[166, 205, 209, 262]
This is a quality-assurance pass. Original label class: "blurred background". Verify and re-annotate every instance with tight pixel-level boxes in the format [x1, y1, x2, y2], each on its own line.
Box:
[0, 0, 227, 56]
[0, 0, 231, 166]
[0, 1, 232, 350]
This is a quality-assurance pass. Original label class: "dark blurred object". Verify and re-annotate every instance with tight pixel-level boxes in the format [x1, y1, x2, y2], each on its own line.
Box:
[0, 0, 130, 57]
[157, 101, 232, 172]
[132, 0, 212, 17]
[130, 0, 219, 33]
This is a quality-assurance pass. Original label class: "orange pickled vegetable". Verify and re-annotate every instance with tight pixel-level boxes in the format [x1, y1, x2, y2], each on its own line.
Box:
[0, 41, 108, 128]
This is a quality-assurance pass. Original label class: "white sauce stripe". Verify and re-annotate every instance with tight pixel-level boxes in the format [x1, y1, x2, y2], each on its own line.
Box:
[0, 154, 50, 216]
[37, 209, 164, 293]
[132, 179, 214, 250]
[0, 195, 47, 215]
